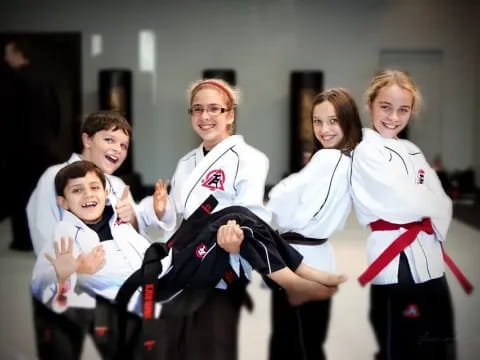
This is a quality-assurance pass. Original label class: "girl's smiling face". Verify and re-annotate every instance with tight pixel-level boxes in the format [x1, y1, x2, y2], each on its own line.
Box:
[370, 84, 413, 138]
[312, 101, 345, 149]
[190, 88, 234, 150]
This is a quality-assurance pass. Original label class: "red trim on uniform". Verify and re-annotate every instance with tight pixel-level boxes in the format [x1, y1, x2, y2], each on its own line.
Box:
[143, 283, 155, 319]
[358, 218, 473, 294]
[55, 280, 70, 306]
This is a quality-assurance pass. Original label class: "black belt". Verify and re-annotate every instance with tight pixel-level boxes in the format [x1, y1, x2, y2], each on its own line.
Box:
[281, 232, 327, 246]
[115, 195, 219, 359]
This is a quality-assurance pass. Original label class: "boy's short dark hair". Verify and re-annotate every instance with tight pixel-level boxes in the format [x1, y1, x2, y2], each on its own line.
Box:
[81, 110, 132, 138]
[55, 161, 106, 196]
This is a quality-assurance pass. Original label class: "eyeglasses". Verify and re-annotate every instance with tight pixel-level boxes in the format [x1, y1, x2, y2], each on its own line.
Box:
[188, 104, 228, 116]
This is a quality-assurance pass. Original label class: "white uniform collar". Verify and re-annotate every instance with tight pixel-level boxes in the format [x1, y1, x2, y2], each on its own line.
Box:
[362, 128, 401, 147]
[198, 134, 244, 159]
[68, 153, 83, 164]
[61, 206, 117, 230]
[179, 134, 245, 215]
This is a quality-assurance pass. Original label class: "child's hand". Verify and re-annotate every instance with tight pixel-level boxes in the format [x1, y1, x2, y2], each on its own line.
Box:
[76, 245, 105, 274]
[153, 180, 169, 220]
[115, 185, 135, 225]
[45, 236, 77, 282]
[217, 220, 244, 253]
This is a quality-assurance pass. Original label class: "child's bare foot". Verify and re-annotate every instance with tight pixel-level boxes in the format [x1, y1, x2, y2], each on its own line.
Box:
[319, 273, 348, 286]
[286, 278, 337, 306]
[295, 263, 348, 286]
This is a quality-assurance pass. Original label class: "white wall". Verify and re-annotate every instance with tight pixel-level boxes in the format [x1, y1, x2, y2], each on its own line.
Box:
[1, 0, 478, 185]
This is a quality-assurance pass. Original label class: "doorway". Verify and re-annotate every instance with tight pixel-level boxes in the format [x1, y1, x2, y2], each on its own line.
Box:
[0, 32, 82, 220]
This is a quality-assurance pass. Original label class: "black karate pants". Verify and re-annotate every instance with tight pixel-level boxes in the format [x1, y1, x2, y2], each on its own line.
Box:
[155, 289, 243, 360]
[33, 296, 138, 360]
[269, 290, 331, 360]
[370, 252, 456, 360]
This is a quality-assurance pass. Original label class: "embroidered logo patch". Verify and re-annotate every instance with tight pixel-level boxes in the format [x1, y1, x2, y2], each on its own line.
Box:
[403, 303, 421, 318]
[202, 169, 225, 191]
[224, 269, 235, 283]
[144, 340, 156, 351]
[195, 243, 209, 259]
[95, 326, 108, 336]
[201, 203, 213, 214]
[417, 169, 425, 184]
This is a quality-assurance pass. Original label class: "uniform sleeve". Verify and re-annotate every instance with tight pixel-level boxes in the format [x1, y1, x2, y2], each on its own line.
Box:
[267, 150, 343, 230]
[27, 167, 63, 255]
[412, 151, 452, 240]
[234, 150, 271, 223]
[31, 222, 79, 313]
[351, 142, 451, 228]
[75, 272, 123, 300]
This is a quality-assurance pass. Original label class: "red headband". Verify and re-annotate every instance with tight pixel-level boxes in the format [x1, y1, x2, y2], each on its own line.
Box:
[193, 80, 234, 104]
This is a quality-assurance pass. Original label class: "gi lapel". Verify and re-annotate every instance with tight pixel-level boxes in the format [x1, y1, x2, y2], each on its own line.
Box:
[180, 135, 243, 212]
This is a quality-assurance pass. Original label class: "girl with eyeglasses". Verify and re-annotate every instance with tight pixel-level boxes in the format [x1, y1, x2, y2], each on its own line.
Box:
[267, 88, 362, 360]
[151, 78, 347, 360]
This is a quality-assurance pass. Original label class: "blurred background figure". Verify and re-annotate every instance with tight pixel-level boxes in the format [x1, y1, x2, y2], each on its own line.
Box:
[1, 37, 60, 251]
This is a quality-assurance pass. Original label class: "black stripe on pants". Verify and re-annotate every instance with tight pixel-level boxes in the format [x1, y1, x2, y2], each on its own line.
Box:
[269, 289, 331, 360]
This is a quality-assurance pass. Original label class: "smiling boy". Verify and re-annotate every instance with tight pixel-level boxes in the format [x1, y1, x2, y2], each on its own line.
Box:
[27, 110, 174, 360]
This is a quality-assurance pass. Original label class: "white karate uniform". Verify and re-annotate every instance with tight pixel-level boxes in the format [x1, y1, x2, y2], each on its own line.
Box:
[168, 135, 271, 287]
[27, 153, 174, 255]
[351, 128, 452, 285]
[31, 209, 172, 315]
[267, 149, 352, 272]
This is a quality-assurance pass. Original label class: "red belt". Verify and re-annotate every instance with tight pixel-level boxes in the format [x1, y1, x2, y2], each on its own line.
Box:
[358, 218, 473, 294]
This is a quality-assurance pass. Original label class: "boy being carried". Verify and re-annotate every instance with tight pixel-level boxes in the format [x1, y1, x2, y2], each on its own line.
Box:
[34, 161, 347, 317]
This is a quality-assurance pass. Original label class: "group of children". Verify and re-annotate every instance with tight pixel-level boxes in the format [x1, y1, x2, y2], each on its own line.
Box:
[28, 70, 463, 360]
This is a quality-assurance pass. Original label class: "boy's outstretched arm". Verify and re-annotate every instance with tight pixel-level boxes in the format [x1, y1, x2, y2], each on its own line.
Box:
[45, 236, 78, 283]
[115, 185, 137, 227]
[45, 237, 105, 282]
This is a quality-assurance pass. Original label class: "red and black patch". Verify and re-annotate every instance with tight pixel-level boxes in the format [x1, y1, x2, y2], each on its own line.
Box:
[195, 243, 209, 259]
[403, 303, 421, 318]
[202, 169, 226, 191]
[417, 169, 425, 184]
[95, 326, 108, 336]
[144, 339, 156, 351]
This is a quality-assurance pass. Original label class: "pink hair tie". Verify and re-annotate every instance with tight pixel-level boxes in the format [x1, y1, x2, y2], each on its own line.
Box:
[194, 80, 234, 104]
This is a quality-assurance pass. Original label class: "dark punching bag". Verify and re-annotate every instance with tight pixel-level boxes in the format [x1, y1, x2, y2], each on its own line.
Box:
[98, 69, 146, 201]
[289, 71, 323, 173]
[98, 69, 133, 175]
[203, 69, 236, 86]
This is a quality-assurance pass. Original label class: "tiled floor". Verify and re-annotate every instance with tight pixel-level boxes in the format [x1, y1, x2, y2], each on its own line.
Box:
[1, 214, 479, 359]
